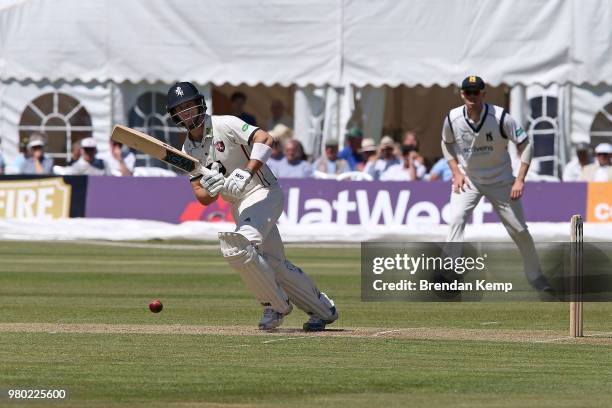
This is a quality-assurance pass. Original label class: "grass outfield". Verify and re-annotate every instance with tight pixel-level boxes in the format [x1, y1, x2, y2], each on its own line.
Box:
[1, 241, 611, 407]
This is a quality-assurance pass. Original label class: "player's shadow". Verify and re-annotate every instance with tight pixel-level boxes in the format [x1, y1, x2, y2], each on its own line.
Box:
[267, 328, 349, 334]
[542, 242, 612, 302]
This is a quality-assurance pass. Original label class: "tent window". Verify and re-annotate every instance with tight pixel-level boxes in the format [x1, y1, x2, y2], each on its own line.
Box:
[128, 91, 183, 170]
[18, 92, 92, 165]
[590, 101, 612, 146]
[527, 96, 559, 177]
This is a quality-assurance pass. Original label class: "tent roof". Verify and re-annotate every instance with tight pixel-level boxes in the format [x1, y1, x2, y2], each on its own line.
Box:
[0, 0, 610, 87]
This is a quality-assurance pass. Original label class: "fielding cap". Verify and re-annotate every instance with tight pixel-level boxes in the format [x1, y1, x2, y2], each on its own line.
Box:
[461, 75, 485, 91]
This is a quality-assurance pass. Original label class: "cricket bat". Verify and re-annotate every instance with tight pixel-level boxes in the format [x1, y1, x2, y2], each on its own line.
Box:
[111, 125, 200, 173]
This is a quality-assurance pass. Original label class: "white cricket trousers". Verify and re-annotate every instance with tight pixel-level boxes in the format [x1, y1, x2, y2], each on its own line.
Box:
[230, 186, 335, 318]
[232, 186, 286, 261]
[446, 178, 543, 284]
[446, 179, 527, 241]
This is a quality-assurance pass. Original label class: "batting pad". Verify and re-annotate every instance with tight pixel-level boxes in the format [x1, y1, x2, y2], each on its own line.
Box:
[270, 258, 337, 321]
[218, 232, 291, 314]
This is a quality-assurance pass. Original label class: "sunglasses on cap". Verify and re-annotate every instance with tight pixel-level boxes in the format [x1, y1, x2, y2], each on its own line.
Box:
[463, 90, 481, 96]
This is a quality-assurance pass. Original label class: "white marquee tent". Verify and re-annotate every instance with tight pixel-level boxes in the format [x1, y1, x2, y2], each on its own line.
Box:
[2, 0, 610, 86]
[1, 0, 611, 171]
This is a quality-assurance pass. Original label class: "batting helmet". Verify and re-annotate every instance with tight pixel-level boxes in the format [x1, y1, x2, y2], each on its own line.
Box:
[167, 82, 207, 131]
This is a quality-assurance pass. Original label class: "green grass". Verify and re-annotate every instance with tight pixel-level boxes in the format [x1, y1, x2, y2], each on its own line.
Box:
[1, 241, 611, 407]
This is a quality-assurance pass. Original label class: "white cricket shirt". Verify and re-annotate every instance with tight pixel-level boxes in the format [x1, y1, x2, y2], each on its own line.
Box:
[442, 103, 527, 184]
[183, 115, 278, 202]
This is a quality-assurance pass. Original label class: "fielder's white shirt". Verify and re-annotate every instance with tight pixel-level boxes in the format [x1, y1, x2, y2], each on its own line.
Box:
[182, 115, 278, 202]
[442, 103, 527, 184]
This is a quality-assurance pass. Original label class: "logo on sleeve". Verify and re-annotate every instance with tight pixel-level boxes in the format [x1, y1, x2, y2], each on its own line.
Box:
[215, 141, 225, 152]
[241, 124, 249, 132]
[516, 128, 525, 137]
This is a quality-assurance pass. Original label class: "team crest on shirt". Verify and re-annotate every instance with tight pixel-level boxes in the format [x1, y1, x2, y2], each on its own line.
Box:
[215, 141, 225, 152]
[460, 132, 474, 143]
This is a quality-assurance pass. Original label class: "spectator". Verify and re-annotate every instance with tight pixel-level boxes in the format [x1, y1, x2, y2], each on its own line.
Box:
[402, 130, 426, 167]
[19, 133, 54, 174]
[53, 137, 107, 175]
[314, 140, 350, 176]
[338, 127, 365, 171]
[11, 138, 30, 172]
[100, 140, 136, 176]
[269, 138, 284, 166]
[429, 157, 453, 181]
[268, 139, 312, 178]
[580, 143, 612, 182]
[402, 130, 418, 148]
[380, 145, 425, 181]
[358, 138, 377, 171]
[267, 99, 291, 130]
[268, 123, 294, 146]
[0, 136, 7, 174]
[563, 142, 593, 181]
[230, 91, 257, 126]
[267, 126, 289, 171]
[363, 136, 400, 180]
[68, 139, 81, 165]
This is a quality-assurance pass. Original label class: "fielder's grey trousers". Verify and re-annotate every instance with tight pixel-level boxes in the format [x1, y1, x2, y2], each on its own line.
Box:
[446, 178, 543, 285]
[446, 179, 527, 241]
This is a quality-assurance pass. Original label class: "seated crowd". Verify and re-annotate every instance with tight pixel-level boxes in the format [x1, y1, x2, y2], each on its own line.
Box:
[264, 122, 610, 183]
[3, 133, 136, 176]
[265, 125, 452, 182]
[1, 96, 609, 182]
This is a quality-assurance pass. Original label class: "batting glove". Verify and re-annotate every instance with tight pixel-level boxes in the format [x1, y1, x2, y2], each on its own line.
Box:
[199, 167, 224, 197]
[224, 168, 252, 197]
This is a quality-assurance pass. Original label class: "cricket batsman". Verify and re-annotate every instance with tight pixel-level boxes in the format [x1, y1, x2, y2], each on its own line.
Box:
[441, 75, 552, 292]
[166, 82, 338, 331]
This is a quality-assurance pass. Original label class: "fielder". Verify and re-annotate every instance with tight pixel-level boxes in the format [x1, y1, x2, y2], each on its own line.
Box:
[166, 82, 338, 331]
[441, 75, 552, 292]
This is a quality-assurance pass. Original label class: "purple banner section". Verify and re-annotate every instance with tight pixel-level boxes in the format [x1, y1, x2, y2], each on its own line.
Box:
[85, 176, 194, 223]
[278, 179, 587, 225]
[85, 176, 587, 225]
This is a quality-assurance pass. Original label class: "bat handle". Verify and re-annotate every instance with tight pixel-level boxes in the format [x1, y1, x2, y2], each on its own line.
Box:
[198, 164, 214, 177]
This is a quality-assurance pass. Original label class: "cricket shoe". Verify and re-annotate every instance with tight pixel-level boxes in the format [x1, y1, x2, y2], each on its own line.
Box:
[303, 295, 338, 332]
[431, 270, 463, 300]
[258, 304, 292, 331]
[530, 275, 557, 301]
[530, 275, 555, 293]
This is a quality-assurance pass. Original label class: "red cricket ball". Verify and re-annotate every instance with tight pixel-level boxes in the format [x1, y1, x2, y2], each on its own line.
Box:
[148, 299, 163, 313]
